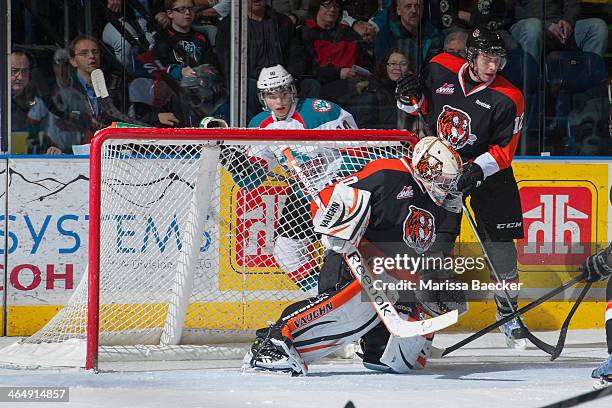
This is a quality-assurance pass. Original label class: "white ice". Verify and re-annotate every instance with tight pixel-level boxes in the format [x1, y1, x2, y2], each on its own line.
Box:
[0, 330, 610, 408]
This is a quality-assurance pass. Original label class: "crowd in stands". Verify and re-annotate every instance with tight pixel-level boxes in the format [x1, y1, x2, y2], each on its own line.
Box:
[8, 0, 611, 155]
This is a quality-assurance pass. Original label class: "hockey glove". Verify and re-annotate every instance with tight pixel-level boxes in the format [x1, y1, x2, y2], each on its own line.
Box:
[457, 162, 484, 194]
[581, 243, 612, 282]
[220, 145, 268, 189]
[395, 73, 422, 106]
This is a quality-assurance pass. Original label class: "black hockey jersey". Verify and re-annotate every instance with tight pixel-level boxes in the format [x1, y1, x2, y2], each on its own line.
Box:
[399, 53, 524, 178]
[314, 157, 455, 260]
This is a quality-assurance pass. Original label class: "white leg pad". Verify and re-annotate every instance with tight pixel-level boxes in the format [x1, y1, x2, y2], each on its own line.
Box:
[380, 334, 433, 373]
[283, 280, 380, 364]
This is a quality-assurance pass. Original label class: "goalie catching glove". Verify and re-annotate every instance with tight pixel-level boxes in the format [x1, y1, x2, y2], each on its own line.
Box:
[313, 183, 371, 254]
[581, 242, 612, 282]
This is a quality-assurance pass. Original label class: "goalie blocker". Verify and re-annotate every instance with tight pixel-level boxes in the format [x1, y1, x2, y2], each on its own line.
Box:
[243, 137, 465, 375]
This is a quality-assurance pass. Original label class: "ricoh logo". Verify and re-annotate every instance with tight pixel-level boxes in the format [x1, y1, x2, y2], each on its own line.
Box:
[518, 186, 592, 265]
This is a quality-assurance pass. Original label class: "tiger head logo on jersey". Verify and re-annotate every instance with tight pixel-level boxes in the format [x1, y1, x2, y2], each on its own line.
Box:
[403, 205, 436, 254]
[437, 105, 477, 150]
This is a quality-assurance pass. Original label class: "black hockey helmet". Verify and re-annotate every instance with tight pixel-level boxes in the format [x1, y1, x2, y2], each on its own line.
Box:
[466, 26, 507, 70]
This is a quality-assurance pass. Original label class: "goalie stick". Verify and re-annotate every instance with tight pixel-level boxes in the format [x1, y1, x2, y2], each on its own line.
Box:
[90, 69, 148, 127]
[281, 146, 458, 337]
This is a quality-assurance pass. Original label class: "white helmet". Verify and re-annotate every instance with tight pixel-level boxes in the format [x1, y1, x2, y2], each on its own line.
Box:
[412, 137, 463, 211]
[257, 64, 297, 109]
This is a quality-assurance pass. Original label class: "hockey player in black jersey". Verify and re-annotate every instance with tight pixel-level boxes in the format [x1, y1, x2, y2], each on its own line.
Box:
[581, 241, 612, 388]
[396, 27, 528, 349]
[242, 137, 464, 375]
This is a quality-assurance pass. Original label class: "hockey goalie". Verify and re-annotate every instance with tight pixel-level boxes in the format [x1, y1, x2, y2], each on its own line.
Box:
[242, 137, 467, 376]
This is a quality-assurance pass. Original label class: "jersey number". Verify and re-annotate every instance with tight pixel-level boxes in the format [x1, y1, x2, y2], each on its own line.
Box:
[513, 114, 524, 134]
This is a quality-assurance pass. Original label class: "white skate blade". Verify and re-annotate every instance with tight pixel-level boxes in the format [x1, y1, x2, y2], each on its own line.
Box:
[593, 377, 612, 390]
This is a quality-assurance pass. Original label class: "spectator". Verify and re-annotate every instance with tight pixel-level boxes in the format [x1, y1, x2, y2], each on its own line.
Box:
[447, 1, 519, 50]
[194, 0, 230, 20]
[346, 48, 412, 129]
[341, 1, 379, 41]
[151, 0, 223, 124]
[45, 48, 91, 154]
[152, 0, 220, 82]
[102, 0, 168, 69]
[374, 0, 444, 70]
[268, 0, 309, 26]
[127, 78, 181, 126]
[192, 0, 231, 45]
[68, 35, 112, 144]
[511, 0, 608, 63]
[217, 0, 309, 119]
[10, 50, 58, 154]
[443, 30, 468, 58]
[301, 0, 372, 103]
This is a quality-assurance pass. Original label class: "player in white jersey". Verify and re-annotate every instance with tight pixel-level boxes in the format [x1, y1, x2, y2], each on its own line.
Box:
[222, 64, 362, 293]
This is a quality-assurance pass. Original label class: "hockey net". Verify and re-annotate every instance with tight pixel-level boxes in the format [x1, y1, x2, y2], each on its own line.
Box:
[0, 127, 412, 370]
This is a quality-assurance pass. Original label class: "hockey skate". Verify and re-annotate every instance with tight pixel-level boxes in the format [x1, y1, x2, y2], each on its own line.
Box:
[591, 354, 612, 389]
[497, 313, 527, 350]
[242, 327, 307, 376]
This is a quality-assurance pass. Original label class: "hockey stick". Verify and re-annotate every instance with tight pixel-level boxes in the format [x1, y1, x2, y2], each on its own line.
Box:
[538, 383, 612, 408]
[281, 146, 458, 337]
[430, 273, 585, 358]
[462, 204, 557, 356]
[91, 69, 149, 127]
[549, 280, 592, 360]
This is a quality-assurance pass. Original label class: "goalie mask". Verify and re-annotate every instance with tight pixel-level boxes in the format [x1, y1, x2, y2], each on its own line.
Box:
[412, 137, 463, 212]
[257, 64, 297, 114]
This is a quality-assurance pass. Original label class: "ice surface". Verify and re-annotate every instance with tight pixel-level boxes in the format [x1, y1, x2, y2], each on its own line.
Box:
[0, 330, 610, 408]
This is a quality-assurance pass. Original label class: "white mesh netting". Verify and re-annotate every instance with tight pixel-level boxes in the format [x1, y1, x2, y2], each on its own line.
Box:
[1, 130, 409, 367]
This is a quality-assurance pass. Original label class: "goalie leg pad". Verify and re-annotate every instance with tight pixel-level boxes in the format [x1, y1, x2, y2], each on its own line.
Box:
[379, 333, 433, 373]
[279, 279, 380, 364]
[361, 308, 433, 374]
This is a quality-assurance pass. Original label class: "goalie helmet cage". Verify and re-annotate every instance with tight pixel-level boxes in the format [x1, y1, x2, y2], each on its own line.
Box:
[0, 127, 412, 371]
